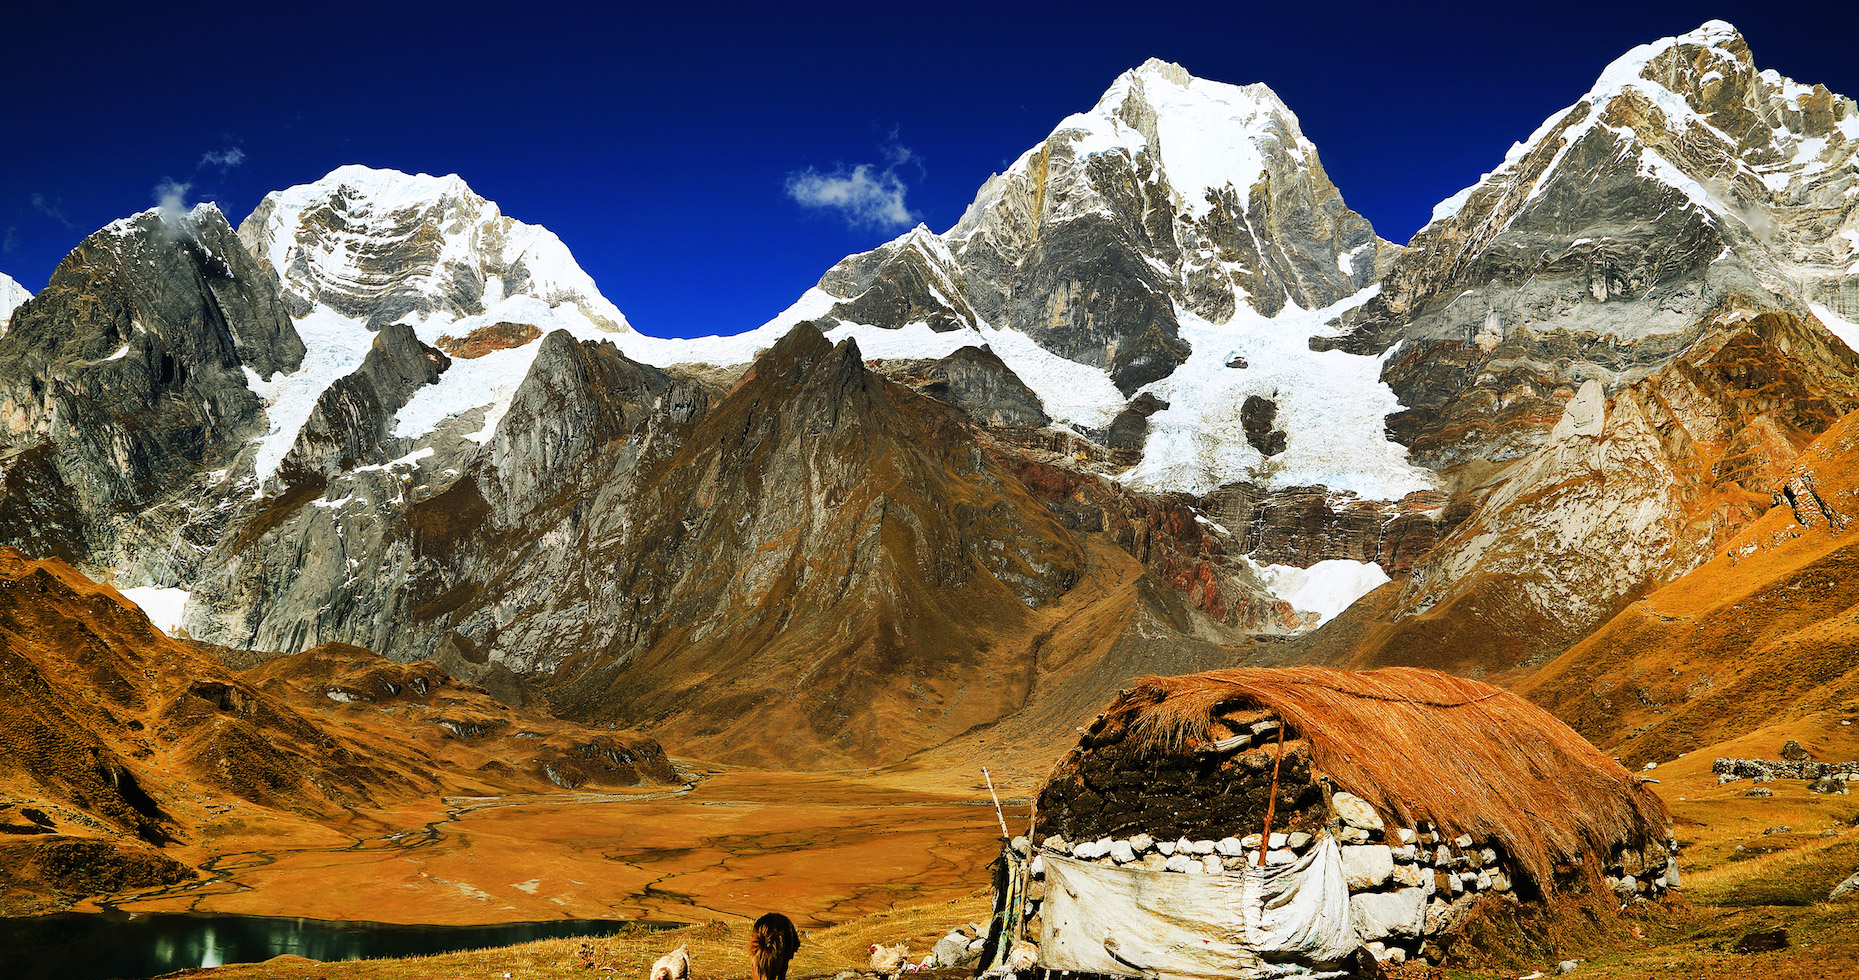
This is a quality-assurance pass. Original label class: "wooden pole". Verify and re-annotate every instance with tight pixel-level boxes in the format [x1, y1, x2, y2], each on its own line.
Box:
[1254, 722, 1288, 868]
[983, 767, 1012, 840]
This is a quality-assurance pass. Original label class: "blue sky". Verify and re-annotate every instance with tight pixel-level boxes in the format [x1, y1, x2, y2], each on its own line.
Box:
[2, 2, 1854, 339]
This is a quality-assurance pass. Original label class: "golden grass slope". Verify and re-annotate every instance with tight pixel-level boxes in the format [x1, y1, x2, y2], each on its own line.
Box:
[1517, 408, 1859, 767]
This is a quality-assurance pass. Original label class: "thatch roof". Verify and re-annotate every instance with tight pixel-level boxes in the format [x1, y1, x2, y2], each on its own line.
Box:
[1065, 666, 1671, 893]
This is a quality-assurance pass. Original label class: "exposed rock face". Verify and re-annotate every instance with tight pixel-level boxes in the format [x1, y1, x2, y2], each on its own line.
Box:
[1329, 20, 1859, 470]
[240, 165, 629, 332]
[911, 345, 1050, 428]
[277, 323, 450, 484]
[946, 59, 1392, 387]
[0, 206, 303, 564]
[543, 324, 1087, 766]
[1339, 308, 1859, 674]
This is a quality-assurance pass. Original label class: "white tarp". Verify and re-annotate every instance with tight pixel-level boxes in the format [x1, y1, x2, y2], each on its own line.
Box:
[1039, 838, 1358, 980]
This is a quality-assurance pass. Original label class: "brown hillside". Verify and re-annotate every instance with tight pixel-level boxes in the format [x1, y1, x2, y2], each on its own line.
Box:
[1515, 408, 1859, 765]
[0, 549, 673, 913]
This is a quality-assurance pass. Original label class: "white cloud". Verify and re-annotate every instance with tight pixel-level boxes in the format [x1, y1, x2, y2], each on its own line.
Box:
[154, 179, 192, 216]
[199, 147, 246, 170]
[785, 136, 922, 230]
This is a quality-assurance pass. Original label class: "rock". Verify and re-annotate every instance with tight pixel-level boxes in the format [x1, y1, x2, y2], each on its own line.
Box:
[1747, 787, 1774, 797]
[1222, 856, 1248, 872]
[1215, 837, 1244, 857]
[1830, 871, 1859, 900]
[1266, 849, 1296, 866]
[1718, 773, 1742, 784]
[1349, 887, 1426, 940]
[1781, 740, 1811, 762]
[1029, 855, 1044, 878]
[1390, 845, 1417, 863]
[1010, 836, 1030, 857]
[1491, 872, 1513, 892]
[930, 933, 977, 970]
[1286, 832, 1313, 851]
[1558, 960, 1580, 974]
[1202, 854, 1223, 874]
[1733, 930, 1789, 954]
[1110, 840, 1136, 864]
[1140, 853, 1169, 871]
[1164, 854, 1195, 873]
[1043, 835, 1068, 855]
[1479, 848, 1498, 865]
[1452, 834, 1474, 849]
[1341, 845, 1395, 889]
[1337, 826, 1372, 844]
[1763, 826, 1791, 836]
[1333, 792, 1384, 832]
[1394, 828, 1416, 845]
[1391, 863, 1428, 888]
[1383, 946, 1406, 967]
[1810, 776, 1850, 795]
[1612, 875, 1638, 902]
[1129, 832, 1155, 854]
[1189, 839, 1217, 856]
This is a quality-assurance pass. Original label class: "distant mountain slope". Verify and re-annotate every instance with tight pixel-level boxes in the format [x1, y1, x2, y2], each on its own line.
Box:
[1292, 21, 1859, 676]
[1514, 406, 1859, 768]
[0, 548, 672, 912]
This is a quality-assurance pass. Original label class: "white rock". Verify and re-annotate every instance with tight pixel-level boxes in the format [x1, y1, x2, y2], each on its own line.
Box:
[1202, 854, 1223, 874]
[1286, 832, 1313, 851]
[1350, 887, 1427, 940]
[1391, 863, 1427, 888]
[1110, 840, 1136, 864]
[1216, 837, 1245, 856]
[1141, 853, 1169, 871]
[1479, 848, 1498, 866]
[1475, 870, 1492, 891]
[1267, 849, 1297, 866]
[1341, 845, 1396, 890]
[1164, 854, 1195, 873]
[1333, 792, 1384, 832]
[1030, 855, 1044, 878]
[1390, 845, 1417, 863]
[1453, 834, 1474, 849]
[1189, 839, 1216, 856]
[1156, 840, 1177, 856]
[1129, 832, 1155, 854]
[1395, 827, 1416, 845]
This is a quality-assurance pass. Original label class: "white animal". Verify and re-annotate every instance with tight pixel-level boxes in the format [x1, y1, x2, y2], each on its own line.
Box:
[868, 943, 910, 978]
[650, 945, 690, 980]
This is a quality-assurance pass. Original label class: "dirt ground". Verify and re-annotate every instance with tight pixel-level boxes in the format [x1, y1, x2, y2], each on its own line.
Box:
[89, 768, 1007, 929]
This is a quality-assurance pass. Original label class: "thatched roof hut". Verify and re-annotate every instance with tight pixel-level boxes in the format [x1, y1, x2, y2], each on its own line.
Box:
[1008, 667, 1676, 974]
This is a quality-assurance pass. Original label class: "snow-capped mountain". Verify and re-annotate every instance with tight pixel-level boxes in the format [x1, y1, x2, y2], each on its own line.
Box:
[1316, 21, 1859, 675]
[236, 166, 636, 487]
[0, 272, 30, 337]
[724, 59, 1426, 501]
[1336, 19, 1859, 468]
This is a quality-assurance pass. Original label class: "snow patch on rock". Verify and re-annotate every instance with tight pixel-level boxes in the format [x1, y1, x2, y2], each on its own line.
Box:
[119, 586, 190, 636]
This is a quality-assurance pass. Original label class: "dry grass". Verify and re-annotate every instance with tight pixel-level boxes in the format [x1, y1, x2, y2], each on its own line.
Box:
[1098, 667, 1672, 894]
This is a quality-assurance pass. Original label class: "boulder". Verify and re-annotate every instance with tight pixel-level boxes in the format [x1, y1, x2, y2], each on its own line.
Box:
[1129, 832, 1155, 854]
[1333, 792, 1384, 832]
[1110, 840, 1136, 864]
[1810, 776, 1850, 795]
[1164, 854, 1196, 873]
[1215, 837, 1245, 857]
[1350, 887, 1426, 940]
[1831, 871, 1859, 901]
[1341, 845, 1395, 889]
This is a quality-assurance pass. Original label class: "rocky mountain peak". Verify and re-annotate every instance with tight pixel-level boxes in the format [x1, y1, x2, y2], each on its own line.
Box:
[239, 165, 630, 334]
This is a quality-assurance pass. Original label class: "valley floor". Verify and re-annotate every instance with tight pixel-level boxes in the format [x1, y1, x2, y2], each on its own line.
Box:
[148, 717, 1859, 980]
[85, 769, 1003, 929]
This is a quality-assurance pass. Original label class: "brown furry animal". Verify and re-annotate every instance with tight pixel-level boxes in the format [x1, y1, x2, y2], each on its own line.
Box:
[749, 912, 801, 980]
